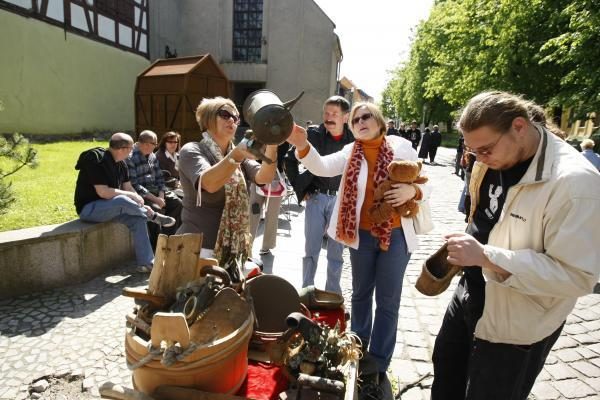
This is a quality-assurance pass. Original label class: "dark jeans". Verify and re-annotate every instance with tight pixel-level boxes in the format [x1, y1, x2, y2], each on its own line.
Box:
[432, 275, 564, 400]
[455, 151, 464, 177]
[429, 146, 438, 163]
[349, 228, 411, 373]
[146, 191, 182, 250]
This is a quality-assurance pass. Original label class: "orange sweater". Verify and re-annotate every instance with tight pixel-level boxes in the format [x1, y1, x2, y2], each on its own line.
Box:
[359, 136, 401, 230]
[298, 138, 401, 230]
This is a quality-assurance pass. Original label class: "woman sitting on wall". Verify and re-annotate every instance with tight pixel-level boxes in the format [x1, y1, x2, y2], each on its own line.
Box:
[177, 97, 277, 278]
[156, 131, 181, 188]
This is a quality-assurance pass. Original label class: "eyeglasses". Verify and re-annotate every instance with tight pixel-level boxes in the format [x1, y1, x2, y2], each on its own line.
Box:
[166, 140, 179, 144]
[217, 109, 240, 124]
[464, 134, 504, 156]
[351, 113, 373, 126]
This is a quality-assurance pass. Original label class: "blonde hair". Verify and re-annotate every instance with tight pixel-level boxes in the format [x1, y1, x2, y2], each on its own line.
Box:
[458, 91, 530, 134]
[459, 91, 568, 141]
[349, 102, 387, 137]
[195, 97, 238, 134]
[581, 139, 595, 150]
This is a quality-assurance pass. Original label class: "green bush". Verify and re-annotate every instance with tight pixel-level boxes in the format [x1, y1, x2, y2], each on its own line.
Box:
[0, 133, 38, 215]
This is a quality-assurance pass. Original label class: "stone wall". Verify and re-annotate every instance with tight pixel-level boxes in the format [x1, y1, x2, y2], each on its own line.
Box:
[0, 220, 135, 299]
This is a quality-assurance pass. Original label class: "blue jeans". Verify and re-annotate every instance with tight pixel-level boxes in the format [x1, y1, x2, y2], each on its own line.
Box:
[302, 193, 344, 293]
[79, 195, 154, 266]
[349, 228, 411, 373]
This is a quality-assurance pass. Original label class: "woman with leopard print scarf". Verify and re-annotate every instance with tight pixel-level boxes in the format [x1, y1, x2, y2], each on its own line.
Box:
[177, 97, 277, 281]
[286, 102, 430, 384]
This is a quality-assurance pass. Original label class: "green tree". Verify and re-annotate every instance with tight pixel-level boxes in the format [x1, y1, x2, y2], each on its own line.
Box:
[541, 0, 600, 118]
[0, 133, 39, 214]
[384, 0, 570, 124]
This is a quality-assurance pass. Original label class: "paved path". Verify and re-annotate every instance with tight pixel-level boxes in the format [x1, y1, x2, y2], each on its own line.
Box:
[1, 147, 599, 399]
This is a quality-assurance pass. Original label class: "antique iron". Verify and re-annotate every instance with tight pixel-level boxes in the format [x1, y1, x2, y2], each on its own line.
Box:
[241, 89, 304, 163]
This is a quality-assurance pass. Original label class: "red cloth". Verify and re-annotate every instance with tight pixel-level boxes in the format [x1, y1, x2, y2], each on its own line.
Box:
[236, 361, 288, 400]
[236, 307, 345, 399]
[311, 307, 346, 332]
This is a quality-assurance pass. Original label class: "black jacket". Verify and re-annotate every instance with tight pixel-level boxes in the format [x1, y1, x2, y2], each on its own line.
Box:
[284, 124, 354, 203]
[431, 130, 442, 148]
[74, 147, 129, 214]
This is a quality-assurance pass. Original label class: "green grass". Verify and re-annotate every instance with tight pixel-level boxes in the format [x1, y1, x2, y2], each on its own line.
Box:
[0, 132, 462, 232]
[0, 140, 107, 232]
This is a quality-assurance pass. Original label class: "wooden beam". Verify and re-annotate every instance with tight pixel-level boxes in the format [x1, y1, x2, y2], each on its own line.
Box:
[136, 96, 150, 126]
[163, 94, 167, 129]
[169, 97, 182, 129]
[79, 0, 94, 34]
[40, 0, 48, 16]
[150, 94, 154, 126]
[135, 0, 145, 52]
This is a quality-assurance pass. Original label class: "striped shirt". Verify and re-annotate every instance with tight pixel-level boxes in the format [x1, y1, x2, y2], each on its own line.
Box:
[126, 146, 167, 195]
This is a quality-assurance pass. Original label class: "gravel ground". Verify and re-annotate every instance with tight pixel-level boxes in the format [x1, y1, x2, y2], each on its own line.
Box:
[28, 375, 96, 400]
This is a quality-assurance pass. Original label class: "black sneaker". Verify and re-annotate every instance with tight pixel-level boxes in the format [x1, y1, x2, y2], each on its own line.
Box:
[151, 212, 176, 227]
[378, 372, 394, 400]
[136, 265, 152, 273]
[359, 352, 382, 400]
[359, 373, 383, 400]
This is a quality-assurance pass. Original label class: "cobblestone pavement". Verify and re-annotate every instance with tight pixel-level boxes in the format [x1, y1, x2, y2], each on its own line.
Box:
[1, 147, 599, 399]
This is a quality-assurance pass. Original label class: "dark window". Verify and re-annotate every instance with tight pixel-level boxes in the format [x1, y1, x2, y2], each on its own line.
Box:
[233, 0, 263, 62]
[96, 0, 134, 25]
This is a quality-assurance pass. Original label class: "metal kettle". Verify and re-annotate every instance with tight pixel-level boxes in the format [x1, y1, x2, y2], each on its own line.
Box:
[241, 89, 304, 163]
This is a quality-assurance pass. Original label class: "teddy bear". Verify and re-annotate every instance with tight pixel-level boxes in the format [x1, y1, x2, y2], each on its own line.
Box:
[368, 160, 428, 224]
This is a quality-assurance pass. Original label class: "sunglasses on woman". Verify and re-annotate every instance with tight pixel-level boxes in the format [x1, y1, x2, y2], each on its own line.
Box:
[351, 113, 373, 126]
[217, 109, 240, 124]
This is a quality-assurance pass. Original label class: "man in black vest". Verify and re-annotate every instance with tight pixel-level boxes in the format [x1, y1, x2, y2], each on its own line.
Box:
[285, 96, 354, 293]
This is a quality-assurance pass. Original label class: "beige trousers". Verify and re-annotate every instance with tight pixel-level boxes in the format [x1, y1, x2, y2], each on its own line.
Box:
[249, 183, 283, 251]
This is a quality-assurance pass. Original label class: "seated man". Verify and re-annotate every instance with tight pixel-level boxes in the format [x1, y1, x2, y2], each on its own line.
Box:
[74, 132, 175, 272]
[126, 130, 182, 249]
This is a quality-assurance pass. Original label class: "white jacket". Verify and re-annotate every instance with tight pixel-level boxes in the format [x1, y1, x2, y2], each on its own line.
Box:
[469, 127, 600, 344]
[298, 135, 430, 252]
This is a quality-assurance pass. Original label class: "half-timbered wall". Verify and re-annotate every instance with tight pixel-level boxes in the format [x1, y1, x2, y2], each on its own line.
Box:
[0, 0, 149, 58]
[0, 7, 149, 134]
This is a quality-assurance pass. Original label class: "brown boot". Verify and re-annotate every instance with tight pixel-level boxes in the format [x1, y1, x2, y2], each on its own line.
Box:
[415, 243, 462, 296]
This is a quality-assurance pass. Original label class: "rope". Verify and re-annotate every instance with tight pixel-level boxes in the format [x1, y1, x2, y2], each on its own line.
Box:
[126, 343, 163, 370]
[161, 341, 202, 367]
[127, 339, 205, 370]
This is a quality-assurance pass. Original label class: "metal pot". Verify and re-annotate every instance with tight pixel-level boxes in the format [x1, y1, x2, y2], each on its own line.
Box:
[241, 90, 304, 163]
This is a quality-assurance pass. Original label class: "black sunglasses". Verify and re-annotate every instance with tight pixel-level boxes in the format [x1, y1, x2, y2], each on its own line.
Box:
[351, 113, 373, 126]
[217, 109, 240, 124]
